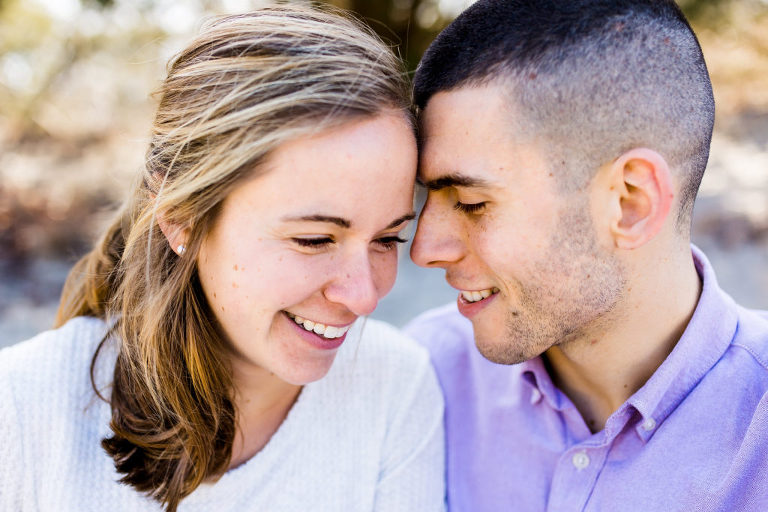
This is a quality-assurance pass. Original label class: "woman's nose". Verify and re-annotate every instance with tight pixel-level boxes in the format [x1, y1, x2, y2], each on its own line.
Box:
[323, 252, 382, 316]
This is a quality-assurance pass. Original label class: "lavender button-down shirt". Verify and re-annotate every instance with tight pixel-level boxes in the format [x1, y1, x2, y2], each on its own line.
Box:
[405, 247, 768, 511]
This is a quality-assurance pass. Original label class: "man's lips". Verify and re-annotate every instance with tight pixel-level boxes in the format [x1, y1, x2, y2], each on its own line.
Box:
[455, 287, 499, 318]
[458, 287, 500, 303]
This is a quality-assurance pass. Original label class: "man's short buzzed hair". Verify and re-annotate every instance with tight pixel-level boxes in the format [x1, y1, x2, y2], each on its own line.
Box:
[414, 0, 715, 229]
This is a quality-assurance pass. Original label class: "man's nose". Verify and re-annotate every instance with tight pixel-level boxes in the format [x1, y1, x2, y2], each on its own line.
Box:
[410, 198, 465, 269]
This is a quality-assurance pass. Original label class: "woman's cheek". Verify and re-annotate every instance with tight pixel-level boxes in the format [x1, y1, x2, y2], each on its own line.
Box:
[372, 250, 400, 298]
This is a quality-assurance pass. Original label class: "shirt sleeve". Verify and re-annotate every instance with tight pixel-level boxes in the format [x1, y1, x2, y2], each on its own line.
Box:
[0, 352, 24, 511]
[373, 353, 446, 512]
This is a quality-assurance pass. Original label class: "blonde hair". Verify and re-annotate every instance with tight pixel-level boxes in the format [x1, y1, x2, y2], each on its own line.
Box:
[55, 5, 411, 511]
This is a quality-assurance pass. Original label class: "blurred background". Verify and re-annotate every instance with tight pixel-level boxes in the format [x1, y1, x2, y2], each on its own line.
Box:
[1, 0, 767, 348]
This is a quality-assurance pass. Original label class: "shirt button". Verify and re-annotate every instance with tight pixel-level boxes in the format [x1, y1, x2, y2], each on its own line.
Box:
[572, 451, 590, 470]
[642, 417, 657, 431]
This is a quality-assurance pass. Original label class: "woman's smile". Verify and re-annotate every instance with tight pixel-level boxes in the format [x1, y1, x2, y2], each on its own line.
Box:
[284, 311, 353, 339]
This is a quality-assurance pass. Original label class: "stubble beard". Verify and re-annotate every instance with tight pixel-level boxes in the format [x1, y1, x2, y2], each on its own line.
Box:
[477, 198, 626, 365]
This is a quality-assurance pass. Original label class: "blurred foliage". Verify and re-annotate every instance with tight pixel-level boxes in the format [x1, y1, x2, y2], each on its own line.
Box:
[679, 0, 733, 21]
[0, 0, 473, 151]
[82, 0, 115, 8]
[0, 0, 766, 147]
[326, 0, 447, 71]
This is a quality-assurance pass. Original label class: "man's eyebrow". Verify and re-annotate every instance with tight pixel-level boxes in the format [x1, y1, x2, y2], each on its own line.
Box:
[419, 173, 492, 191]
[385, 212, 416, 230]
[282, 214, 351, 228]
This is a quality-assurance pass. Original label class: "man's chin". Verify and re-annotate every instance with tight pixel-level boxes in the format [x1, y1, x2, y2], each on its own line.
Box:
[473, 333, 531, 365]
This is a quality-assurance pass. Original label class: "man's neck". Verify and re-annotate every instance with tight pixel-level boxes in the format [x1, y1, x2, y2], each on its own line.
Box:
[543, 250, 702, 433]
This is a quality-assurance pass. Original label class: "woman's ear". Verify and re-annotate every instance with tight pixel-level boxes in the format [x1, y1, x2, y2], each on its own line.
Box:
[157, 214, 190, 255]
[608, 148, 674, 250]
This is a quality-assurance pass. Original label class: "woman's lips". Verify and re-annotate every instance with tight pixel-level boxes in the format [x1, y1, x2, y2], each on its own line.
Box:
[283, 311, 351, 350]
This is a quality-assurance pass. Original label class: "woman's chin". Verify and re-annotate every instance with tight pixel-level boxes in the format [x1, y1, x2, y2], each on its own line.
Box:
[275, 358, 337, 386]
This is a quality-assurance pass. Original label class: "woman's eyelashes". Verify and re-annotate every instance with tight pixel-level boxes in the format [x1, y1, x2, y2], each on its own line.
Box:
[374, 235, 408, 250]
[291, 235, 408, 251]
[292, 237, 334, 248]
[453, 201, 487, 215]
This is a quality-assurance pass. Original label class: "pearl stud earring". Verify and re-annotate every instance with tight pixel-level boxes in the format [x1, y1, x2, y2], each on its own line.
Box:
[177, 244, 186, 255]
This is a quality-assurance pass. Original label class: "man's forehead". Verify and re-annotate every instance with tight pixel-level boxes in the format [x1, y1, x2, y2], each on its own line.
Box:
[419, 86, 526, 149]
[417, 136, 505, 190]
[424, 83, 509, 112]
[418, 114, 552, 190]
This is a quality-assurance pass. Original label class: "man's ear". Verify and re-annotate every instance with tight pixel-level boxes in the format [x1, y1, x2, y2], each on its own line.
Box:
[157, 213, 189, 255]
[607, 148, 674, 250]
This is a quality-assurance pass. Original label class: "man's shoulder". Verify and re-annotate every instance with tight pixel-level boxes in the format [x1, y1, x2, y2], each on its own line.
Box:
[404, 302, 475, 365]
[731, 303, 768, 372]
[404, 303, 522, 389]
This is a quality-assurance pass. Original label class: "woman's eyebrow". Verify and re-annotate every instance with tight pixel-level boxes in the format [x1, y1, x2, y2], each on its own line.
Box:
[282, 214, 351, 228]
[281, 212, 415, 231]
[385, 212, 416, 230]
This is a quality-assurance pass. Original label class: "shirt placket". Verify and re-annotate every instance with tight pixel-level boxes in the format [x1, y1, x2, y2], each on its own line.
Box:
[544, 402, 636, 512]
[547, 442, 609, 512]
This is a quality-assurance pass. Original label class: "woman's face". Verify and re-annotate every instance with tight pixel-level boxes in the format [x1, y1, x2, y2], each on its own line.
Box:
[197, 113, 417, 386]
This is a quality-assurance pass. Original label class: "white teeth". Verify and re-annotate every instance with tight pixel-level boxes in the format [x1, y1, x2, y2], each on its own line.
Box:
[461, 288, 498, 303]
[286, 312, 351, 339]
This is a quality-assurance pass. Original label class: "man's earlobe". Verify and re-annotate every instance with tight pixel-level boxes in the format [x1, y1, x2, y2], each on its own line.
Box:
[609, 148, 674, 249]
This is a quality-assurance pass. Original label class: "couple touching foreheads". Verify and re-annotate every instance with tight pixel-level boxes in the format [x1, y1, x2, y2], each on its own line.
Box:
[2, 1, 767, 511]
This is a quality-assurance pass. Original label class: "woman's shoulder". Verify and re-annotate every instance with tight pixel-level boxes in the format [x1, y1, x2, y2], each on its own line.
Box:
[0, 318, 145, 511]
[323, 317, 441, 408]
[339, 317, 432, 374]
[0, 316, 111, 403]
[1, 316, 108, 370]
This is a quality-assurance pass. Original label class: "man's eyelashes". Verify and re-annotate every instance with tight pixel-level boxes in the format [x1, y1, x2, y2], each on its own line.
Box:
[453, 201, 487, 214]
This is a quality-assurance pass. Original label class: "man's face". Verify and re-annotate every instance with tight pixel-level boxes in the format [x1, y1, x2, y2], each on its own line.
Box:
[411, 84, 625, 364]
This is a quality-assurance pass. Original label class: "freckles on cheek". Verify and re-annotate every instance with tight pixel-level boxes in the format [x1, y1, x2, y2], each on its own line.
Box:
[373, 254, 399, 296]
[271, 266, 318, 309]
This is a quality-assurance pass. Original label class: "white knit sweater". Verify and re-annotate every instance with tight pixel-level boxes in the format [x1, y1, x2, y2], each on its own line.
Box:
[0, 316, 445, 511]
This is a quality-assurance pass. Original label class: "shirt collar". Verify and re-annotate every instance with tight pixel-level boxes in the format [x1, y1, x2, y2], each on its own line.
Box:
[521, 357, 567, 411]
[519, 245, 740, 443]
[626, 245, 739, 441]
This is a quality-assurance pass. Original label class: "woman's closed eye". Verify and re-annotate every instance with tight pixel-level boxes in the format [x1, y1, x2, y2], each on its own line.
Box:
[374, 235, 408, 251]
[291, 236, 407, 251]
[454, 201, 487, 214]
[292, 237, 334, 249]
